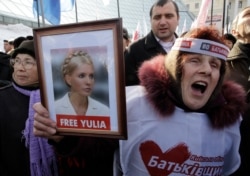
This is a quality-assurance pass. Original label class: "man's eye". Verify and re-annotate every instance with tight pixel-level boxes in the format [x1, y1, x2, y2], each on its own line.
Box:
[165, 14, 174, 18]
[153, 15, 161, 20]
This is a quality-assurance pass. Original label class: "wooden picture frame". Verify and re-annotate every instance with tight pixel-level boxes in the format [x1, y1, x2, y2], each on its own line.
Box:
[33, 18, 127, 139]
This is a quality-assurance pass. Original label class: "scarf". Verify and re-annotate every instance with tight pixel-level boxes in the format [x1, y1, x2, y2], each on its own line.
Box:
[13, 83, 58, 176]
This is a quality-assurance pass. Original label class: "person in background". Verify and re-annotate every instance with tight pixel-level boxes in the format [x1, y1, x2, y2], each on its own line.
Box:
[0, 51, 12, 82]
[13, 36, 27, 49]
[123, 27, 130, 56]
[3, 39, 13, 54]
[119, 26, 245, 175]
[55, 51, 109, 116]
[0, 40, 58, 176]
[125, 0, 179, 86]
[26, 35, 34, 40]
[7, 39, 15, 55]
[223, 33, 236, 50]
[226, 6, 250, 175]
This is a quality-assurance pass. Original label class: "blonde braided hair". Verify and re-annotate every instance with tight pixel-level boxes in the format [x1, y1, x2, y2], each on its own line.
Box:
[61, 51, 94, 87]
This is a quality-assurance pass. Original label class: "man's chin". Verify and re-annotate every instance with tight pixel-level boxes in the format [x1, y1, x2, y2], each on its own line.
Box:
[158, 35, 173, 42]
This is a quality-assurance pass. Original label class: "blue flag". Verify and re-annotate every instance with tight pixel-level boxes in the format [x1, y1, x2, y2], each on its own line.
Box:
[33, 0, 61, 25]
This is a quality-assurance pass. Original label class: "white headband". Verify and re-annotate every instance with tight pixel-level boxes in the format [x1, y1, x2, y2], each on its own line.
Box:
[171, 38, 229, 61]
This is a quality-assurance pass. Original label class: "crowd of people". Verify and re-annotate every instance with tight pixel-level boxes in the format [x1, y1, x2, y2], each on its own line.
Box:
[0, 0, 249, 175]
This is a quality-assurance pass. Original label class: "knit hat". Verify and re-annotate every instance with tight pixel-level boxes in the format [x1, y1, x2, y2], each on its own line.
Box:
[12, 40, 35, 59]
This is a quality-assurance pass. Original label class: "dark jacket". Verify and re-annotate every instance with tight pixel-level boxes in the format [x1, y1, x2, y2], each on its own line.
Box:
[0, 84, 31, 176]
[0, 80, 11, 89]
[0, 52, 12, 81]
[226, 41, 250, 175]
[50, 136, 119, 176]
[125, 31, 166, 86]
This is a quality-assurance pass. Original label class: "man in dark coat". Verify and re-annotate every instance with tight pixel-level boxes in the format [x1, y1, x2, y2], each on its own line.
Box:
[226, 6, 250, 175]
[125, 0, 179, 86]
[0, 51, 12, 82]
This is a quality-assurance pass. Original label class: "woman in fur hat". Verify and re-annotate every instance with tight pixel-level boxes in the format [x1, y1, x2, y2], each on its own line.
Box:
[118, 27, 246, 175]
[0, 40, 58, 176]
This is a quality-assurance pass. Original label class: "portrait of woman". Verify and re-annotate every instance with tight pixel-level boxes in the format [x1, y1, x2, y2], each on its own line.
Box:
[55, 51, 109, 116]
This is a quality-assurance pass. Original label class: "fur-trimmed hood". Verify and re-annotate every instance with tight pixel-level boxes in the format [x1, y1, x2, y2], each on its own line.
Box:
[138, 55, 246, 129]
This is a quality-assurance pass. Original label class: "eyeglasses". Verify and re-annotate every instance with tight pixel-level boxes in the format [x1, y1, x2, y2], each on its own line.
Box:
[10, 58, 36, 70]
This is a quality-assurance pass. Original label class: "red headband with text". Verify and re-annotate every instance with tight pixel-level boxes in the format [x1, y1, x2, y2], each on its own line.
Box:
[171, 38, 229, 60]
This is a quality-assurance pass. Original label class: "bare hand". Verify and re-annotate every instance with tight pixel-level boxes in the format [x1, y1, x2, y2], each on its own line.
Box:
[33, 102, 63, 142]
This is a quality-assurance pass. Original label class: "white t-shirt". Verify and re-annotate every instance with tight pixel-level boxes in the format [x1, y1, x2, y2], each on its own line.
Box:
[120, 86, 241, 176]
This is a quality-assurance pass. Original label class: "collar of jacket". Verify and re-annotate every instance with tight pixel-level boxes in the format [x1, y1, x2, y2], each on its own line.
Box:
[138, 55, 246, 129]
[228, 41, 250, 61]
[144, 31, 167, 54]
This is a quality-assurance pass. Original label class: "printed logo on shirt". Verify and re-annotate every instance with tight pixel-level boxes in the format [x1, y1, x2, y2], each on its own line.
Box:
[139, 141, 223, 175]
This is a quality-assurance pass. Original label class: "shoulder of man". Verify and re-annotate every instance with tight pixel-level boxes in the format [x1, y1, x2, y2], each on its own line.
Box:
[227, 42, 249, 61]
[128, 35, 148, 50]
[0, 52, 10, 59]
[129, 31, 158, 48]
[127, 32, 164, 57]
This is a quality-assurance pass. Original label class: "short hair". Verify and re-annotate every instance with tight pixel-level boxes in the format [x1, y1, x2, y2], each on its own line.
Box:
[13, 36, 27, 49]
[26, 35, 34, 40]
[223, 33, 236, 45]
[8, 39, 14, 45]
[149, 0, 179, 18]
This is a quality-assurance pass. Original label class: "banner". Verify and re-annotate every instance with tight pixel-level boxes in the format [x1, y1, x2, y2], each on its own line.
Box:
[191, 0, 212, 29]
[132, 21, 141, 42]
[33, 0, 75, 25]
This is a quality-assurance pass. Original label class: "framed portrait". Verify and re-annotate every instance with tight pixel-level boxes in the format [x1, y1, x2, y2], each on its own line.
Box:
[33, 18, 127, 139]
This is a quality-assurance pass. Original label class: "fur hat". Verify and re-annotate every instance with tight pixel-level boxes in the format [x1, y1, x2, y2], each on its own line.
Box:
[11, 40, 35, 59]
